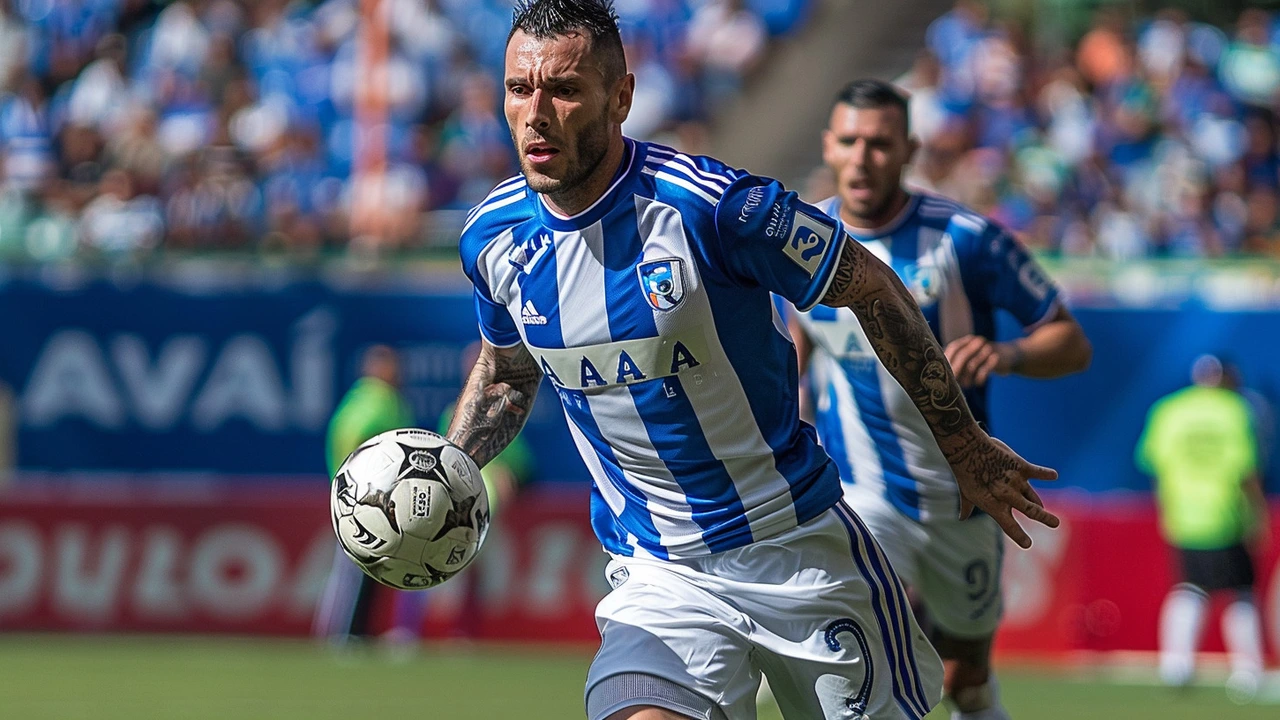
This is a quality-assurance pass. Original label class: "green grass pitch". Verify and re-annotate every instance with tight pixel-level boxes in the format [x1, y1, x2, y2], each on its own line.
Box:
[0, 635, 1273, 719]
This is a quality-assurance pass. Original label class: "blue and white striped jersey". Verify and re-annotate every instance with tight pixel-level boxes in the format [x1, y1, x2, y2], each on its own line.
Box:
[460, 139, 848, 559]
[793, 193, 1061, 522]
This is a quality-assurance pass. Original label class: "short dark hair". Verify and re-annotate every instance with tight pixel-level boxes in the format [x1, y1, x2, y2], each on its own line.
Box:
[509, 0, 627, 84]
[833, 79, 911, 135]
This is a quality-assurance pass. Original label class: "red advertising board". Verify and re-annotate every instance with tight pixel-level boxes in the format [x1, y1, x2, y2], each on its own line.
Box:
[0, 482, 608, 641]
[0, 482, 333, 634]
[995, 493, 1280, 663]
[1, 483, 1276, 664]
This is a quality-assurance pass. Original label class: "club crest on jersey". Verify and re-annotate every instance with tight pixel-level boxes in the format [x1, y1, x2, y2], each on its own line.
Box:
[637, 259, 685, 312]
[902, 263, 940, 305]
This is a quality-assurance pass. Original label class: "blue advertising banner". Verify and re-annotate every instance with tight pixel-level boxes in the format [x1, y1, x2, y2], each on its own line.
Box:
[990, 307, 1280, 495]
[0, 271, 586, 481]
[2, 270, 1277, 494]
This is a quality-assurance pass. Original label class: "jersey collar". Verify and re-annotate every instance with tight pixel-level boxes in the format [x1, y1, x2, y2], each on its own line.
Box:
[535, 138, 638, 231]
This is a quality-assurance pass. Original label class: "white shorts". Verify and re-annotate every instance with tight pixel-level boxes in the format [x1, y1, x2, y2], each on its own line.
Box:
[586, 503, 943, 720]
[843, 484, 1004, 639]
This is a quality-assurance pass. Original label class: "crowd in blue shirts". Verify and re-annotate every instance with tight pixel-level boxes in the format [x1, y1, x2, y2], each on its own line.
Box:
[0, 0, 808, 262]
[875, 2, 1280, 260]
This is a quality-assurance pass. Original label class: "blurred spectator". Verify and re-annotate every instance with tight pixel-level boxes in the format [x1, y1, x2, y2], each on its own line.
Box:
[1219, 9, 1280, 109]
[1136, 354, 1271, 703]
[439, 70, 515, 207]
[685, 0, 767, 111]
[79, 167, 164, 259]
[621, 36, 677, 141]
[1076, 8, 1131, 89]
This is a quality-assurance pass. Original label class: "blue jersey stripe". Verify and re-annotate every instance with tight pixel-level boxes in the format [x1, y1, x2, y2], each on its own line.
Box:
[561, 388, 668, 559]
[627, 379, 753, 552]
[602, 204, 660, 342]
[840, 504, 932, 713]
[817, 380, 857, 485]
[590, 485, 633, 557]
[834, 504, 929, 718]
[779, 424, 845, 525]
[703, 284, 841, 526]
[840, 358, 924, 520]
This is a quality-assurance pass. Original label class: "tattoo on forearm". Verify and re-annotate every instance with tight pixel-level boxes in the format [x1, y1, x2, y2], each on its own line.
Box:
[446, 345, 542, 468]
[823, 241, 973, 441]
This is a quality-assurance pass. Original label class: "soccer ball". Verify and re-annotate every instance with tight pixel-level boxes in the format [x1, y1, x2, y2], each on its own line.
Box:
[330, 428, 489, 590]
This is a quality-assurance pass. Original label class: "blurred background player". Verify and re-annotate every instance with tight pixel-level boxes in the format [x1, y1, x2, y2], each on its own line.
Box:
[1137, 353, 1272, 703]
[437, 340, 535, 638]
[787, 79, 1092, 720]
[313, 344, 420, 649]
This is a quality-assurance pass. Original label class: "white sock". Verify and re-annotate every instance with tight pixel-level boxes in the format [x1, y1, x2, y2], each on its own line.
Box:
[1159, 584, 1208, 686]
[1222, 594, 1265, 678]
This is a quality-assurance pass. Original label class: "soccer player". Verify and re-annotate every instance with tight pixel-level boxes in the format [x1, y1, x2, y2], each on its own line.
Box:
[786, 80, 1092, 720]
[448, 3, 1060, 719]
[1137, 354, 1270, 703]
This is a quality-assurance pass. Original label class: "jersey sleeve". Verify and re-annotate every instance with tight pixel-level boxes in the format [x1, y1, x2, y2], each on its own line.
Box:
[968, 224, 1061, 328]
[459, 221, 522, 348]
[712, 174, 847, 311]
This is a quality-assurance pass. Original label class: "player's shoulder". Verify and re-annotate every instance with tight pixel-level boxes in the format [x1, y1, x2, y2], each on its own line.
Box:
[912, 191, 1008, 248]
[459, 174, 537, 276]
[637, 140, 745, 213]
[912, 191, 990, 235]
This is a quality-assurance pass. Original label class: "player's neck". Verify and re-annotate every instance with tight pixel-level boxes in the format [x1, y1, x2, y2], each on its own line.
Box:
[542, 136, 628, 217]
[841, 188, 913, 237]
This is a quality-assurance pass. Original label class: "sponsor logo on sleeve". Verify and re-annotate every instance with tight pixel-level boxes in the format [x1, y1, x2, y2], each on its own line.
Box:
[737, 186, 766, 223]
[783, 210, 835, 277]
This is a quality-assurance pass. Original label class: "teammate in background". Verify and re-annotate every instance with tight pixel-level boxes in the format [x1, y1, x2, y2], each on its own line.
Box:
[313, 345, 420, 647]
[448, 3, 1059, 719]
[786, 80, 1092, 720]
[1137, 354, 1271, 703]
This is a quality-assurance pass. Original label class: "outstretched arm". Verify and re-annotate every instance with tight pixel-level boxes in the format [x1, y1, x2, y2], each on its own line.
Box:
[821, 240, 1059, 547]
[446, 341, 543, 469]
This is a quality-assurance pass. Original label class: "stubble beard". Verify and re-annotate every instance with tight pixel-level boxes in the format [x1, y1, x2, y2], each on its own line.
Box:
[843, 176, 908, 228]
[515, 111, 612, 209]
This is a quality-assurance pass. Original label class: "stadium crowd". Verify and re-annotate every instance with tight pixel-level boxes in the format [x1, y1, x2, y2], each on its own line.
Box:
[884, 1, 1280, 259]
[0, 0, 800, 262]
[8, 1, 1280, 263]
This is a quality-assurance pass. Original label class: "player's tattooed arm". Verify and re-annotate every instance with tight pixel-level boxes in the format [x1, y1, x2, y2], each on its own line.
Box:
[822, 240, 1060, 547]
[822, 240, 973, 435]
[447, 340, 542, 469]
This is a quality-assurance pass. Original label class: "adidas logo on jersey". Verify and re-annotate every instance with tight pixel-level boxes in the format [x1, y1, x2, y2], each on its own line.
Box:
[521, 300, 548, 325]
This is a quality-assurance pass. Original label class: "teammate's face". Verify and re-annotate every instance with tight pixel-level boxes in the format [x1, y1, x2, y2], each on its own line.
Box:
[504, 30, 632, 200]
[822, 104, 918, 226]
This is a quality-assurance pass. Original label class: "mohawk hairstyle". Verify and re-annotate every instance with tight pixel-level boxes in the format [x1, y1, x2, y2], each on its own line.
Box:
[509, 0, 627, 83]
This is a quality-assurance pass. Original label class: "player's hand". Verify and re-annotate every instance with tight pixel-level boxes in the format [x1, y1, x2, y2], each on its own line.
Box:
[944, 336, 1017, 388]
[953, 434, 1059, 549]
